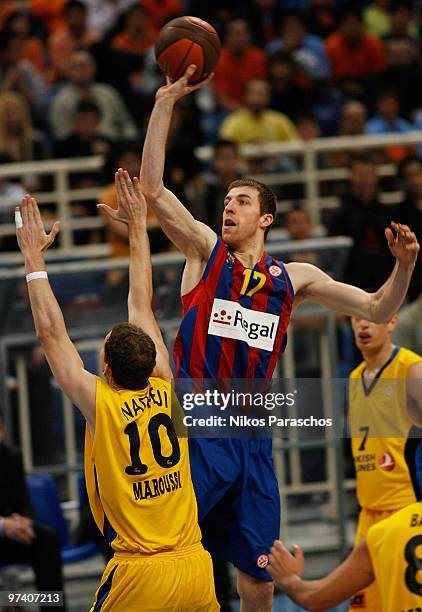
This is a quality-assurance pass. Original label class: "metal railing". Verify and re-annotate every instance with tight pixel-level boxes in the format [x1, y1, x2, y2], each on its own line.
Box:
[0, 131, 420, 260]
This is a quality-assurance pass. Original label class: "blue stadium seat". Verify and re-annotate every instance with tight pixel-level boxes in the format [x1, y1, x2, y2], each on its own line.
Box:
[26, 474, 98, 563]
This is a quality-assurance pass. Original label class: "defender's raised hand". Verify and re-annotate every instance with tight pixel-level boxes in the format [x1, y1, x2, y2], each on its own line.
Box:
[155, 64, 214, 103]
[268, 540, 305, 586]
[385, 222, 419, 269]
[98, 168, 147, 225]
[15, 195, 60, 256]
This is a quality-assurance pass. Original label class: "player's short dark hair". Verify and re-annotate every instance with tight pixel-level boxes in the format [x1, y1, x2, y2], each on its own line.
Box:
[64, 0, 87, 15]
[104, 323, 156, 390]
[397, 154, 422, 179]
[213, 139, 238, 156]
[349, 153, 376, 169]
[75, 99, 101, 117]
[228, 178, 277, 238]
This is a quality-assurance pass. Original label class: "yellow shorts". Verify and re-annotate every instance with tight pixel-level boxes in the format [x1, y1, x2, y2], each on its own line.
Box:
[349, 507, 396, 612]
[90, 543, 219, 611]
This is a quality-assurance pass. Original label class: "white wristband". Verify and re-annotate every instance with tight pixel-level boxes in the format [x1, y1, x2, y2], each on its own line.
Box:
[26, 271, 48, 283]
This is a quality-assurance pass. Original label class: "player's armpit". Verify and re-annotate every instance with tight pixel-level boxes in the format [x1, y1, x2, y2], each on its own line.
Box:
[147, 186, 216, 260]
[39, 333, 96, 428]
[406, 361, 422, 426]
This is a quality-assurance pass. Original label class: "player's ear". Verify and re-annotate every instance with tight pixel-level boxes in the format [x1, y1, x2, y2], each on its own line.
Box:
[103, 362, 111, 380]
[260, 213, 273, 229]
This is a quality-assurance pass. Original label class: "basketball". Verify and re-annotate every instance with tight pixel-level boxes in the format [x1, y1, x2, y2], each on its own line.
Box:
[155, 16, 221, 84]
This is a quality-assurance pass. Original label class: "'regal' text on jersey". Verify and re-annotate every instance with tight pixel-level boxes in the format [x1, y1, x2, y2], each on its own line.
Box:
[174, 237, 294, 380]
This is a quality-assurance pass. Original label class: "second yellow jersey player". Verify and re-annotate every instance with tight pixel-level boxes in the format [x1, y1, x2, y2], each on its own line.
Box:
[349, 316, 422, 612]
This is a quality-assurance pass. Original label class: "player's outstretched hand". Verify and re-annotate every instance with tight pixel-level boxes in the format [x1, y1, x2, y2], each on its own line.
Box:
[15, 194, 60, 256]
[155, 64, 214, 103]
[98, 168, 147, 225]
[268, 540, 304, 586]
[385, 222, 419, 268]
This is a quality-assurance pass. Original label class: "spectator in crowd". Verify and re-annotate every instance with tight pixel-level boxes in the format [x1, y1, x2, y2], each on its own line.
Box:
[83, 0, 139, 38]
[54, 99, 110, 159]
[365, 89, 413, 135]
[281, 205, 326, 266]
[366, 88, 416, 163]
[3, 10, 45, 75]
[142, 0, 184, 32]
[385, 0, 418, 42]
[266, 12, 330, 81]
[0, 91, 48, 163]
[0, 153, 26, 250]
[296, 112, 321, 141]
[392, 290, 422, 353]
[162, 97, 204, 205]
[112, 4, 155, 55]
[329, 155, 396, 288]
[54, 99, 110, 192]
[396, 155, 422, 299]
[328, 100, 367, 167]
[197, 139, 244, 232]
[308, 0, 339, 39]
[363, 0, 391, 38]
[0, 31, 46, 114]
[212, 17, 267, 112]
[339, 100, 367, 136]
[98, 143, 166, 290]
[219, 78, 298, 144]
[267, 50, 311, 119]
[26, 0, 67, 33]
[0, 407, 65, 611]
[325, 8, 385, 97]
[49, 50, 138, 141]
[367, 37, 422, 119]
[245, 0, 283, 47]
[47, 0, 98, 83]
[0, 91, 48, 191]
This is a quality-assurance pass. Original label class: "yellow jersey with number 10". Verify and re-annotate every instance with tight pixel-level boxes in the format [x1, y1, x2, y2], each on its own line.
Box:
[349, 347, 422, 511]
[366, 501, 422, 612]
[84, 376, 201, 553]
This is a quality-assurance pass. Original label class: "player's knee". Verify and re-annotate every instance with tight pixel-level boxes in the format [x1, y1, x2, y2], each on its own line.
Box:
[237, 575, 273, 609]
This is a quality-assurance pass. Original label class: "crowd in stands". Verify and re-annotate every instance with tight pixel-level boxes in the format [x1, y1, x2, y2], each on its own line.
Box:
[0, 0, 420, 306]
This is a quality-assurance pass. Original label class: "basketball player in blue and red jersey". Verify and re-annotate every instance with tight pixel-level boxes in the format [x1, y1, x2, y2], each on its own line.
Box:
[122, 65, 418, 611]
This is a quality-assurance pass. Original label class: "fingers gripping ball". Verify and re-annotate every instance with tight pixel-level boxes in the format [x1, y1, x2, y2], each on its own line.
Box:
[155, 16, 221, 84]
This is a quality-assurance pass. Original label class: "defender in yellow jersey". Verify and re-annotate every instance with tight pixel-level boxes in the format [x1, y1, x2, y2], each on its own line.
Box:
[348, 315, 422, 611]
[15, 174, 219, 611]
[267, 499, 422, 611]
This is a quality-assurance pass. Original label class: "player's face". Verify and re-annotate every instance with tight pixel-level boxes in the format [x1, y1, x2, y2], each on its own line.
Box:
[351, 317, 397, 353]
[222, 186, 266, 246]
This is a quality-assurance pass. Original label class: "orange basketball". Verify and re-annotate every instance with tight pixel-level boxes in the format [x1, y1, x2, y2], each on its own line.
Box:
[155, 16, 221, 84]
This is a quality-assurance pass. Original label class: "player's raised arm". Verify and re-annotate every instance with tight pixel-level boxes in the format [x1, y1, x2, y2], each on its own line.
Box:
[287, 222, 419, 323]
[15, 196, 96, 428]
[99, 169, 172, 382]
[268, 539, 374, 611]
[140, 65, 216, 261]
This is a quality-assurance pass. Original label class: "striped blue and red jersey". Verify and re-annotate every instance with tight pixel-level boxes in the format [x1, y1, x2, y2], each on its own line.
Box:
[174, 236, 294, 380]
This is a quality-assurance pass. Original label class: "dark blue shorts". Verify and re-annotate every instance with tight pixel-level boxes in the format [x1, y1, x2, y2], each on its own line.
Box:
[189, 437, 280, 581]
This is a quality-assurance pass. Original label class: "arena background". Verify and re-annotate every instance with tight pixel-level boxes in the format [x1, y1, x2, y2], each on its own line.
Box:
[0, 0, 421, 610]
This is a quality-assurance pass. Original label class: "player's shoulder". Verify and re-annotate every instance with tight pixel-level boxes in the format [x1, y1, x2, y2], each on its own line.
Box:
[396, 346, 422, 369]
[350, 360, 366, 379]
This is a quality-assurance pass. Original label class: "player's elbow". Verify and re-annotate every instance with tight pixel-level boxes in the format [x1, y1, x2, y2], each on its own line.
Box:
[141, 182, 164, 203]
[36, 323, 55, 344]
